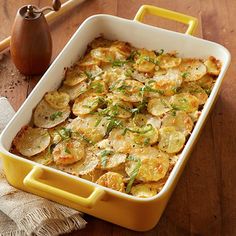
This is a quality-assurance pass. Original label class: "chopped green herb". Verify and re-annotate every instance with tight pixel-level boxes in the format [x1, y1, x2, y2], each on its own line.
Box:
[84, 71, 93, 80]
[144, 137, 150, 146]
[94, 118, 102, 127]
[204, 88, 212, 95]
[127, 50, 140, 62]
[111, 59, 127, 67]
[115, 84, 132, 94]
[140, 85, 164, 95]
[90, 81, 104, 93]
[126, 158, 141, 193]
[100, 149, 114, 167]
[141, 56, 159, 65]
[74, 132, 95, 145]
[106, 118, 123, 136]
[125, 69, 133, 77]
[131, 100, 147, 115]
[154, 49, 164, 56]
[123, 124, 153, 136]
[101, 155, 108, 168]
[57, 127, 72, 140]
[85, 70, 104, 81]
[64, 147, 71, 154]
[101, 149, 114, 157]
[50, 111, 63, 121]
[181, 72, 190, 79]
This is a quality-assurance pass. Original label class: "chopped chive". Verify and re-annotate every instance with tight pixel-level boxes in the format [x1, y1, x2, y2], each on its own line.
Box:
[50, 111, 63, 121]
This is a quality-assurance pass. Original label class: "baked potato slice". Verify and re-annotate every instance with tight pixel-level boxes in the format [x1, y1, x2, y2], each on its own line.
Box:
[125, 147, 169, 182]
[34, 99, 70, 129]
[96, 172, 125, 192]
[170, 92, 199, 113]
[72, 94, 104, 116]
[133, 49, 157, 73]
[52, 139, 85, 165]
[59, 81, 88, 101]
[179, 59, 207, 82]
[204, 56, 221, 76]
[147, 97, 172, 117]
[130, 183, 160, 198]
[44, 91, 70, 109]
[148, 68, 183, 96]
[57, 147, 99, 176]
[158, 126, 185, 153]
[13, 126, 50, 157]
[159, 54, 182, 69]
[162, 111, 194, 136]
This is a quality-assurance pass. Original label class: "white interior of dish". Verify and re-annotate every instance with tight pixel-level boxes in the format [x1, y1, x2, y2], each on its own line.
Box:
[0, 14, 231, 201]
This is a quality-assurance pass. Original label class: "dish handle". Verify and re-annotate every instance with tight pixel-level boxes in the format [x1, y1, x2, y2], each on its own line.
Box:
[23, 166, 105, 208]
[134, 5, 198, 35]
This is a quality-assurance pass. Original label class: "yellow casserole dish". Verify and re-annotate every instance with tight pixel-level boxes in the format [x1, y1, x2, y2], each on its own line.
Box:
[0, 5, 231, 231]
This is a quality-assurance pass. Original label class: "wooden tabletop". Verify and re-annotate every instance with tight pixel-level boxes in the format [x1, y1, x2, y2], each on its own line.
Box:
[0, 0, 235, 235]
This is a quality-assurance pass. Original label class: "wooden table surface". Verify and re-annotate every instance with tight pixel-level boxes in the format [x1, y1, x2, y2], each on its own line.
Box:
[0, 0, 235, 235]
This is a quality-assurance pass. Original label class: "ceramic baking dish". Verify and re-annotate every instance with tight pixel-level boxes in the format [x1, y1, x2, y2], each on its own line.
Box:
[0, 5, 231, 231]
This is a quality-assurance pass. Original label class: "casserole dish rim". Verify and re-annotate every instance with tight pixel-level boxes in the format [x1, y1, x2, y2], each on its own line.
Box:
[0, 13, 231, 202]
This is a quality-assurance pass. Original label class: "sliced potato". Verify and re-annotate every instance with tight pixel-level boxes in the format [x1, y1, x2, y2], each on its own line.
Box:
[59, 81, 88, 101]
[147, 97, 171, 117]
[29, 149, 53, 165]
[81, 169, 105, 182]
[134, 49, 157, 73]
[72, 94, 104, 116]
[48, 122, 70, 145]
[159, 54, 182, 69]
[13, 126, 50, 157]
[57, 147, 99, 176]
[204, 56, 221, 76]
[112, 79, 144, 102]
[180, 83, 208, 105]
[127, 124, 159, 146]
[89, 37, 113, 49]
[78, 53, 100, 68]
[67, 115, 108, 143]
[34, 99, 70, 128]
[147, 116, 162, 129]
[131, 70, 148, 83]
[162, 111, 194, 136]
[96, 150, 127, 169]
[108, 128, 135, 153]
[52, 139, 85, 165]
[96, 172, 125, 192]
[64, 67, 87, 86]
[90, 47, 116, 63]
[158, 126, 186, 153]
[44, 91, 70, 109]
[189, 110, 201, 123]
[170, 92, 199, 113]
[105, 95, 132, 119]
[130, 183, 159, 198]
[130, 146, 162, 159]
[132, 114, 148, 127]
[111, 41, 131, 58]
[148, 68, 183, 96]
[196, 74, 214, 89]
[89, 80, 108, 95]
[125, 147, 169, 182]
[179, 59, 207, 81]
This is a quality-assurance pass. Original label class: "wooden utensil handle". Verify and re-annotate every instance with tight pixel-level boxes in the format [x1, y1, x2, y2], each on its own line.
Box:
[0, 0, 85, 53]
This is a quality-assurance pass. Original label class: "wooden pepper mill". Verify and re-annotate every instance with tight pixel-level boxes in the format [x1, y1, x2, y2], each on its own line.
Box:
[10, 0, 61, 75]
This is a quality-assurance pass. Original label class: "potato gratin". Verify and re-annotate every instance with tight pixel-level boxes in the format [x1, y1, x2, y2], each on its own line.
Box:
[11, 37, 221, 198]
